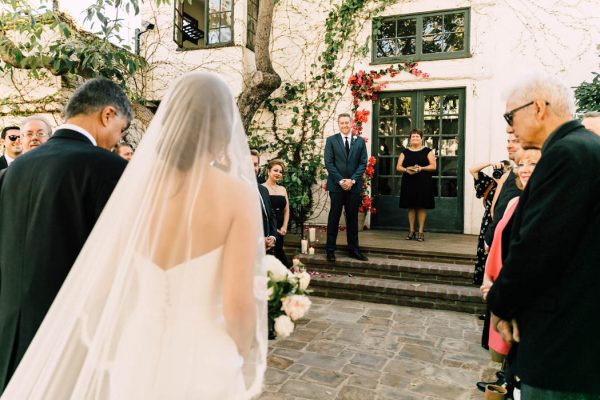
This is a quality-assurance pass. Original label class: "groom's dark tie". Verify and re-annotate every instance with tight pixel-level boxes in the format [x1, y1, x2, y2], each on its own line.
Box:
[344, 136, 350, 156]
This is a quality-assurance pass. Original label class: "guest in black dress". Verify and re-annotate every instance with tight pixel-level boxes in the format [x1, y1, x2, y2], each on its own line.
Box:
[262, 159, 291, 267]
[396, 129, 436, 241]
[469, 161, 505, 285]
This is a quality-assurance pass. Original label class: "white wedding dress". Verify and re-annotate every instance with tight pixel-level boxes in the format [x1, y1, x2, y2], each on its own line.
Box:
[1, 73, 267, 400]
[110, 247, 245, 399]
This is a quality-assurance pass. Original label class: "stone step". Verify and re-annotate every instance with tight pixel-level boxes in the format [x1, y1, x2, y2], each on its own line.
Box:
[297, 253, 475, 286]
[309, 273, 485, 314]
[286, 239, 477, 265]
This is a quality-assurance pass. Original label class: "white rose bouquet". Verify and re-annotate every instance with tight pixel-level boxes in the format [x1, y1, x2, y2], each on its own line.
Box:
[266, 255, 312, 339]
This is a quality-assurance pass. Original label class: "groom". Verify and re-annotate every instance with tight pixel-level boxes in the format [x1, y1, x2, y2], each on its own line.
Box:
[324, 113, 368, 262]
[0, 78, 131, 392]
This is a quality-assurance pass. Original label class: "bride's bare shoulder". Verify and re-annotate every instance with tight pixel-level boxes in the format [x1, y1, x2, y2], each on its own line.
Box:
[207, 167, 255, 201]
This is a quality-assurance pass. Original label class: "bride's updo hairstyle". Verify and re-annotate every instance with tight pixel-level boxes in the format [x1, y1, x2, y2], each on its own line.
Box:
[157, 72, 234, 171]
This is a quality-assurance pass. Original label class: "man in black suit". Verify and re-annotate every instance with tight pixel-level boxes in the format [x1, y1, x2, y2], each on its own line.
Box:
[0, 77, 132, 392]
[324, 113, 368, 262]
[0, 126, 22, 169]
[488, 74, 600, 399]
[252, 150, 277, 251]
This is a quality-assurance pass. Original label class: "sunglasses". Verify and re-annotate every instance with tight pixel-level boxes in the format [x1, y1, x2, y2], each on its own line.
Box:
[503, 101, 549, 126]
[7, 135, 19, 142]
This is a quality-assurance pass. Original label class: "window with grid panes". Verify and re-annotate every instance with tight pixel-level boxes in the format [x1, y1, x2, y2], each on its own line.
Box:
[208, 0, 233, 45]
[373, 8, 469, 63]
[173, 0, 233, 49]
[246, 0, 259, 51]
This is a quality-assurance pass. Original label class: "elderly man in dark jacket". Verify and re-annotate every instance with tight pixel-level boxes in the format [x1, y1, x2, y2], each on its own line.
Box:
[488, 73, 600, 399]
[0, 78, 131, 393]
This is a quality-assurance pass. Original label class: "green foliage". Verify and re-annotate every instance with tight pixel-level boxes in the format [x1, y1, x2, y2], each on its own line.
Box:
[575, 72, 600, 112]
[0, 0, 149, 89]
[575, 45, 600, 112]
[249, 0, 397, 230]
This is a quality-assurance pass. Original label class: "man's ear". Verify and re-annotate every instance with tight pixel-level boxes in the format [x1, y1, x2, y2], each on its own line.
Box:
[534, 99, 549, 120]
[100, 106, 117, 128]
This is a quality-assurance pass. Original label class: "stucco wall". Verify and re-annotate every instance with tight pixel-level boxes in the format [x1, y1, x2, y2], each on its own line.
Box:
[142, 0, 600, 233]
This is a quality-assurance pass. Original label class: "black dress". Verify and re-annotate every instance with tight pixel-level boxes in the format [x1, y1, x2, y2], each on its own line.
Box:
[399, 147, 435, 209]
[269, 194, 290, 268]
[473, 172, 497, 285]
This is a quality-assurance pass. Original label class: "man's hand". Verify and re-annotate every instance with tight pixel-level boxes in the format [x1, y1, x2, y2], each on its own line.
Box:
[340, 179, 353, 191]
[265, 236, 275, 250]
[491, 312, 520, 344]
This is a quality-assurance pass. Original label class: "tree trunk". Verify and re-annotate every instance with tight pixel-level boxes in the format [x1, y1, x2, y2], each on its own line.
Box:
[237, 0, 281, 132]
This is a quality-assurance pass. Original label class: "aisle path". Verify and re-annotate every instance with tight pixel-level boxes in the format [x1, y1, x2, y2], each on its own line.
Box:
[260, 297, 495, 400]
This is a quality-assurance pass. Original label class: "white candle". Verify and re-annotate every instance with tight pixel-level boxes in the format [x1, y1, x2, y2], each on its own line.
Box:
[301, 239, 308, 254]
[308, 247, 315, 255]
[308, 228, 316, 242]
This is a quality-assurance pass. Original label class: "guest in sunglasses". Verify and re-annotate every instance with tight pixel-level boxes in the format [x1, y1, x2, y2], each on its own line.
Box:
[0, 126, 22, 169]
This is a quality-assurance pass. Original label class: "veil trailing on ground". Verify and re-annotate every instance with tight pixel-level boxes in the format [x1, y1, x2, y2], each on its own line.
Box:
[2, 72, 267, 399]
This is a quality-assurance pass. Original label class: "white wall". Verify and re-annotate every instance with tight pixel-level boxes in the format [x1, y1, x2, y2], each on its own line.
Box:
[139, 0, 600, 233]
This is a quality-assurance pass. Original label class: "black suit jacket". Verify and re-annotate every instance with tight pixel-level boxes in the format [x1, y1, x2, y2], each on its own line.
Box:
[488, 121, 600, 394]
[324, 133, 368, 194]
[258, 184, 277, 238]
[0, 156, 7, 170]
[0, 129, 127, 391]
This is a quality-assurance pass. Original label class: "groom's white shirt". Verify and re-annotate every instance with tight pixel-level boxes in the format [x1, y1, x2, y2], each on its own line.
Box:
[56, 124, 97, 147]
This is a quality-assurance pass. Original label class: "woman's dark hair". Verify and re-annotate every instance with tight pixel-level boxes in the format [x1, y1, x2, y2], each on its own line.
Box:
[409, 128, 423, 139]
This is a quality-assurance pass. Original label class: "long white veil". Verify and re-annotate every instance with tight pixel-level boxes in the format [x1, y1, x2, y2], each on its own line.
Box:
[2, 72, 267, 399]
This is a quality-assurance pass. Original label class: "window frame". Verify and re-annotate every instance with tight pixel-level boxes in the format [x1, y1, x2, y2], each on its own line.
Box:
[371, 7, 470, 64]
[173, 0, 235, 50]
[246, 0, 259, 51]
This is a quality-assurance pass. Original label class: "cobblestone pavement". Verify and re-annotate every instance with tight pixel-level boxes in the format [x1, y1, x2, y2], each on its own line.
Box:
[259, 297, 497, 400]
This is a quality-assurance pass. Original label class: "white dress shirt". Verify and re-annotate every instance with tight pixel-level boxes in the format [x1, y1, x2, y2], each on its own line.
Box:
[56, 124, 97, 147]
[339, 133, 356, 185]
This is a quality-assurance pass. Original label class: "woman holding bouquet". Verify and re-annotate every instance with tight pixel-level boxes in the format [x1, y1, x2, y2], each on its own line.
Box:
[396, 128, 436, 241]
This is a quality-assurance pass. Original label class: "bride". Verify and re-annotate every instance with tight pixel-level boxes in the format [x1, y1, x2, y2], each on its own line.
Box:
[1, 72, 267, 399]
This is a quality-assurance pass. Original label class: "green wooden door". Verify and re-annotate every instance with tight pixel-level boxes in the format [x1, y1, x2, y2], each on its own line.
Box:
[371, 89, 465, 232]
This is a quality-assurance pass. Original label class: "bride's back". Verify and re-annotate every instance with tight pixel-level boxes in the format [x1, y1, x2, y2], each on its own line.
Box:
[148, 166, 251, 270]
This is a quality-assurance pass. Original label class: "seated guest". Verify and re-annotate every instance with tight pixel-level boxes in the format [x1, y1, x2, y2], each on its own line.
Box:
[19, 115, 52, 153]
[0, 126, 22, 168]
[116, 143, 134, 161]
[262, 159, 290, 267]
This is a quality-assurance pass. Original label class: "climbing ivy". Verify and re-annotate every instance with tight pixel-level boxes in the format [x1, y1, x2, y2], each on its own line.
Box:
[249, 0, 399, 231]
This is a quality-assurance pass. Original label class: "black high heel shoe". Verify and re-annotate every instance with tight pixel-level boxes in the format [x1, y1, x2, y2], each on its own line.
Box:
[405, 231, 416, 240]
[416, 232, 425, 242]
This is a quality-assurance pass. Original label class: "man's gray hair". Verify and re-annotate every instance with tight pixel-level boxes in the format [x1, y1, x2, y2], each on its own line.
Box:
[505, 72, 576, 118]
[64, 77, 134, 122]
[21, 115, 53, 134]
[583, 111, 600, 118]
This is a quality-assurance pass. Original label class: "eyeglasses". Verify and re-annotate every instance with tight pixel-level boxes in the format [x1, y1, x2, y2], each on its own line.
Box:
[22, 132, 49, 139]
[7, 135, 20, 142]
[503, 101, 549, 126]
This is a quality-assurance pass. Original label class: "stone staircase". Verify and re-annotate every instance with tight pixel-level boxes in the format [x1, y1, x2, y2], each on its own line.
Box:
[294, 244, 485, 314]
